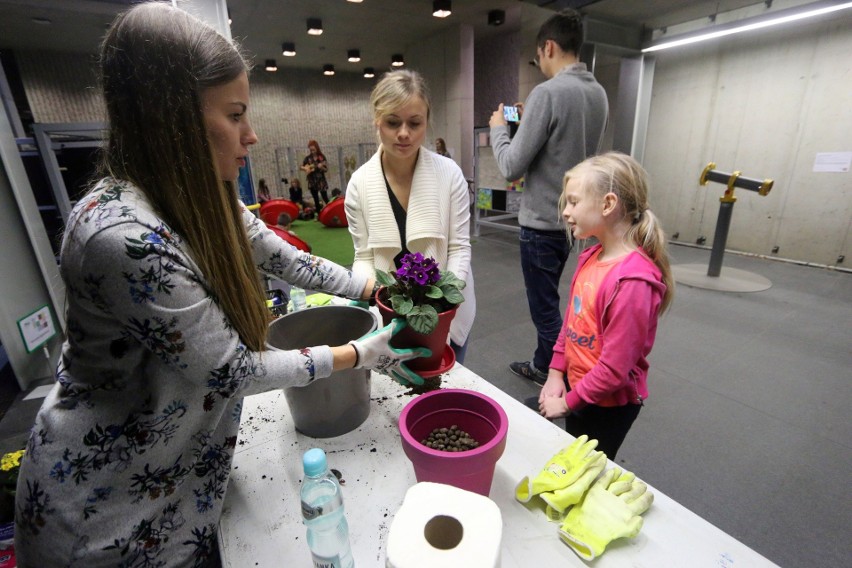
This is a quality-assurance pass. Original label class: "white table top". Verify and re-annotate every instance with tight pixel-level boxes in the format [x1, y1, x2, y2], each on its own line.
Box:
[219, 364, 778, 567]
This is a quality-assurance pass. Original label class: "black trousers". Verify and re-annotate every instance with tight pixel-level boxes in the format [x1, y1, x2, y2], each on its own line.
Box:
[525, 396, 641, 460]
[310, 188, 329, 208]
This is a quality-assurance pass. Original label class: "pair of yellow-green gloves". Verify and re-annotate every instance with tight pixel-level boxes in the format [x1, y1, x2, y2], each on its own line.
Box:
[514, 435, 654, 560]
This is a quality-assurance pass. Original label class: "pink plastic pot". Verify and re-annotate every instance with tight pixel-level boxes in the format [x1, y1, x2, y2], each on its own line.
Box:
[398, 389, 509, 496]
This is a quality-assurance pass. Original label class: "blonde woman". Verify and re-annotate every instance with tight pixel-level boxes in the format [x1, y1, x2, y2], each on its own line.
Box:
[345, 70, 476, 362]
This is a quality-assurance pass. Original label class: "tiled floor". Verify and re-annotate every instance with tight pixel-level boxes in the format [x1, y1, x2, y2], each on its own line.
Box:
[1, 231, 849, 567]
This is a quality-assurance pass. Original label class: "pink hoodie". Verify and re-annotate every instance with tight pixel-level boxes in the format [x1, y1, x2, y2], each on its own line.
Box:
[550, 244, 666, 410]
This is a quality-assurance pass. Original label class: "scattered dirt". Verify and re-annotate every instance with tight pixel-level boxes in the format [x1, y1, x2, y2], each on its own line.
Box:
[405, 374, 444, 395]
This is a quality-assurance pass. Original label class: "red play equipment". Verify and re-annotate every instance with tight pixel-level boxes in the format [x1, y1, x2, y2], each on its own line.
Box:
[318, 198, 348, 228]
[259, 199, 300, 225]
[266, 224, 311, 253]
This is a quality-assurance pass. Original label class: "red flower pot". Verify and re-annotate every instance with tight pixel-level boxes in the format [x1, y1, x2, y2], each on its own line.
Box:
[375, 288, 457, 372]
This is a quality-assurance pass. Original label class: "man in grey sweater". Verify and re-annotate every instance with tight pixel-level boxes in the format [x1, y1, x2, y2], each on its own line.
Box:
[489, 9, 608, 386]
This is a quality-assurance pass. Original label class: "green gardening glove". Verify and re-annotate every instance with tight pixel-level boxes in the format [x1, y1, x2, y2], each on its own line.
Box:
[558, 467, 654, 560]
[349, 299, 370, 309]
[515, 435, 603, 503]
[350, 318, 431, 386]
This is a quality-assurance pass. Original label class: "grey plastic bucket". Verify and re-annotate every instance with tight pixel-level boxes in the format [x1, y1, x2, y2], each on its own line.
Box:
[268, 305, 377, 438]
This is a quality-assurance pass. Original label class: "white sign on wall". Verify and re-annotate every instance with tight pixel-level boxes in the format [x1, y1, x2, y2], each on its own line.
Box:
[812, 152, 851, 173]
[17, 304, 57, 353]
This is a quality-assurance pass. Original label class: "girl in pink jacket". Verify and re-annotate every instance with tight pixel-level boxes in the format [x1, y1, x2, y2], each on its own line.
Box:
[538, 152, 674, 459]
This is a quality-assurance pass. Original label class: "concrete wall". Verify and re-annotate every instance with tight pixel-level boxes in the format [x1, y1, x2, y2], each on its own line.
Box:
[474, 30, 520, 128]
[15, 49, 377, 199]
[644, 14, 852, 267]
[408, 24, 475, 178]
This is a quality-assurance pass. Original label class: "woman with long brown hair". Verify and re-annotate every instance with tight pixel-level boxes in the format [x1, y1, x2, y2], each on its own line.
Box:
[14, 4, 425, 566]
[300, 139, 330, 209]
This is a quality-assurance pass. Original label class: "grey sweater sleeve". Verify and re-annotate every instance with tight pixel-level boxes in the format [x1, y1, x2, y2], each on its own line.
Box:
[490, 86, 553, 182]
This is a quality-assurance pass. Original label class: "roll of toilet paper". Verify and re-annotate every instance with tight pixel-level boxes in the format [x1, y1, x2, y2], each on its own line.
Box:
[386, 482, 503, 568]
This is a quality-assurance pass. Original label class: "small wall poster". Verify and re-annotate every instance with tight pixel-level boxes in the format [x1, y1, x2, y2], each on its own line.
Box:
[17, 305, 57, 353]
[813, 152, 851, 173]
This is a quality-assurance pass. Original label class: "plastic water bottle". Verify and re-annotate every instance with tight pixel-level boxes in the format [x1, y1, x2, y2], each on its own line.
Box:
[290, 286, 307, 312]
[300, 448, 354, 568]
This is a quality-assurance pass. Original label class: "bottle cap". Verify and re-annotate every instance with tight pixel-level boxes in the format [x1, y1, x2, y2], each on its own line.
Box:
[303, 447, 327, 477]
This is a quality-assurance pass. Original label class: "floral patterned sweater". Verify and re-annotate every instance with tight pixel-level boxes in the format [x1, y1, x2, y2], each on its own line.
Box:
[14, 179, 367, 567]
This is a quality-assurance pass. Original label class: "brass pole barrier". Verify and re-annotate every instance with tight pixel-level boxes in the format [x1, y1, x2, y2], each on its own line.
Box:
[698, 162, 773, 277]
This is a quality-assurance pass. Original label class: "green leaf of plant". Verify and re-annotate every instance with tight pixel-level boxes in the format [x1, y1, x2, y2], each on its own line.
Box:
[390, 295, 413, 315]
[437, 271, 465, 290]
[408, 304, 439, 334]
[441, 286, 465, 304]
[375, 270, 397, 287]
[425, 285, 443, 299]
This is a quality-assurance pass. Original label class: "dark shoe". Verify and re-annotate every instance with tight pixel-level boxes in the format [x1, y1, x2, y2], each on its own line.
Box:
[509, 361, 547, 387]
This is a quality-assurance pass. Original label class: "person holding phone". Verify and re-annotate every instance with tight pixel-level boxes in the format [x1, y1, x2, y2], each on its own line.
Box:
[489, 8, 609, 387]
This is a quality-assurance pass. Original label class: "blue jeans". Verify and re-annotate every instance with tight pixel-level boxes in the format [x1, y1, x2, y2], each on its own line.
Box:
[519, 226, 571, 371]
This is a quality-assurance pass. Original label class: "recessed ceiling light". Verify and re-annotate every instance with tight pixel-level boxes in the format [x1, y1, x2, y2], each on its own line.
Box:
[363, 67, 375, 78]
[282, 42, 296, 56]
[391, 54, 405, 67]
[347, 49, 361, 62]
[307, 18, 323, 35]
[432, 0, 451, 18]
[265, 59, 278, 72]
[323, 64, 335, 76]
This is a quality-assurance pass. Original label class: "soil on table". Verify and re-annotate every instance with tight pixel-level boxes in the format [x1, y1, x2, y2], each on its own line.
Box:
[404, 374, 444, 395]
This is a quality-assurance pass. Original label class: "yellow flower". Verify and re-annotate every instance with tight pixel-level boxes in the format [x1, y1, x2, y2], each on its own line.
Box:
[0, 450, 25, 472]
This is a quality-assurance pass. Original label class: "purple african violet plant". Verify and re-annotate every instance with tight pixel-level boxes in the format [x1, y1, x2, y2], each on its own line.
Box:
[376, 252, 465, 334]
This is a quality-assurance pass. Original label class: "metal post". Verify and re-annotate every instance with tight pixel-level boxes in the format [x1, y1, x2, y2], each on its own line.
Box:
[708, 201, 734, 277]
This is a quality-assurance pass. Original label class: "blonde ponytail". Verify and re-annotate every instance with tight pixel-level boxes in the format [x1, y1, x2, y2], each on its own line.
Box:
[627, 209, 674, 314]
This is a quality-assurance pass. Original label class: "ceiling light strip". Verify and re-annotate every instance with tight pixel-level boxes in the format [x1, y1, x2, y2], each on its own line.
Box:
[642, 0, 852, 53]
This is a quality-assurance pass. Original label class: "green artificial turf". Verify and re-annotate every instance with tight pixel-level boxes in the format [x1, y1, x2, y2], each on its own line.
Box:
[290, 218, 355, 267]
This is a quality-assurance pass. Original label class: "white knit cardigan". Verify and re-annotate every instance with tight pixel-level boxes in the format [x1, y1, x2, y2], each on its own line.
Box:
[345, 148, 476, 346]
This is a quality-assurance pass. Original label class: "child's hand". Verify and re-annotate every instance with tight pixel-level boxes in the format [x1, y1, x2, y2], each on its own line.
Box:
[540, 374, 566, 402]
[540, 395, 569, 419]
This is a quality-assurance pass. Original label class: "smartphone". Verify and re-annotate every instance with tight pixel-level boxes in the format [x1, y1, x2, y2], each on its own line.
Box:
[503, 105, 520, 123]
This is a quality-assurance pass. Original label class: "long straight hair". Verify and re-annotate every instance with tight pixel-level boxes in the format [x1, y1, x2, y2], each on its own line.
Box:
[562, 152, 674, 314]
[99, 2, 268, 351]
